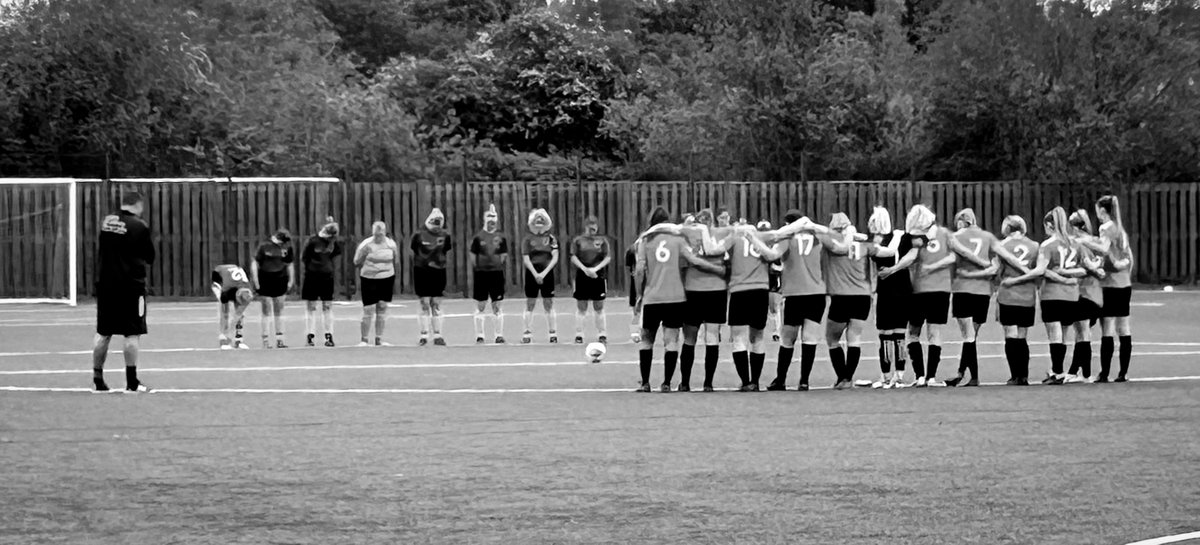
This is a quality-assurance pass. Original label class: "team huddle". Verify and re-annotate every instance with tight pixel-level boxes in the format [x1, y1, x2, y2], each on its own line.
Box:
[628, 195, 1135, 393]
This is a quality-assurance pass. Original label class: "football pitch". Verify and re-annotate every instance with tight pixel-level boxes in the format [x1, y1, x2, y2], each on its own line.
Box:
[1, 292, 1199, 544]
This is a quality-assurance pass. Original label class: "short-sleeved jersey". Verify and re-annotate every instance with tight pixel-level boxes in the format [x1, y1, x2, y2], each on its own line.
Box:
[523, 233, 559, 270]
[1077, 244, 1104, 305]
[410, 230, 451, 269]
[301, 235, 342, 275]
[872, 231, 913, 296]
[780, 232, 830, 296]
[255, 240, 294, 276]
[356, 237, 398, 279]
[952, 226, 999, 295]
[640, 233, 690, 304]
[98, 210, 156, 290]
[571, 234, 610, 278]
[470, 231, 508, 272]
[1039, 236, 1080, 301]
[625, 244, 637, 275]
[728, 233, 770, 293]
[212, 264, 251, 293]
[683, 227, 728, 292]
[826, 241, 878, 296]
[912, 226, 953, 293]
[1098, 221, 1133, 288]
[997, 236, 1039, 307]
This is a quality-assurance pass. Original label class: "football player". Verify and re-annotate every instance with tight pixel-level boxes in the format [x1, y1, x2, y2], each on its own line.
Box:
[824, 214, 893, 389]
[522, 209, 560, 343]
[212, 264, 255, 350]
[995, 216, 1040, 385]
[412, 208, 452, 346]
[570, 216, 611, 344]
[1093, 195, 1134, 382]
[870, 207, 916, 389]
[1064, 209, 1106, 383]
[470, 204, 509, 344]
[301, 218, 341, 347]
[903, 205, 953, 387]
[354, 221, 399, 346]
[251, 229, 295, 348]
[1035, 207, 1087, 384]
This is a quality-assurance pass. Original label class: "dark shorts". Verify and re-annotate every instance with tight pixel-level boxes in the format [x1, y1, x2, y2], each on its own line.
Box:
[684, 290, 728, 326]
[909, 291, 951, 326]
[414, 267, 446, 298]
[828, 295, 872, 323]
[1076, 297, 1102, 325]
[96, 288, 148, 337]
[573, 272, 607, 301]
[998, 304, 1036, 328]
[1101, 287, 1132, 318]
[728, 289, 769, 330]
[257, 272, 289, 298]
[952, 292, 991, 324]
[472, 270, 505, 302]
[642, 302, 686, 333]
[301, 272, 334, 301]
[1041, 299, 1076, 325]
[875, 291, 910, 331]
[769, 273, 781, 293]
[524, 270, 555, 299]
[360, 276, 395, 306]
[218, 288, 242, 305]
[783, 294, 827, 326]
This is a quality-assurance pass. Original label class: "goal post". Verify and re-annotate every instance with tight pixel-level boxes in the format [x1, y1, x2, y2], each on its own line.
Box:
[0, 178, 78, 306]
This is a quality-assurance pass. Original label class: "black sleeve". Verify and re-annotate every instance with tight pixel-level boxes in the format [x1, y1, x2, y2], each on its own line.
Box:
[138, 221, 155, 265]
[331, 239, 342, 258]
[443, 234, 452, 252]
[470, 236, 481, 255]
[410, 233, 420, 254]
[301, 239, 314, 265]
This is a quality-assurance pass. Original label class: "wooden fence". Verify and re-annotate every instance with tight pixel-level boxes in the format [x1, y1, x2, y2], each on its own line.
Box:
[0, 179, 1196, 300]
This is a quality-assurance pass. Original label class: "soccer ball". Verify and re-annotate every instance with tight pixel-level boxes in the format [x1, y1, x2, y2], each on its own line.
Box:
[585, 342, 606, 363]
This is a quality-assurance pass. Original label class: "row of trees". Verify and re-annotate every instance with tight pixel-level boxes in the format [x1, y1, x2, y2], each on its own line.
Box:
[1, 0, 1197, 184]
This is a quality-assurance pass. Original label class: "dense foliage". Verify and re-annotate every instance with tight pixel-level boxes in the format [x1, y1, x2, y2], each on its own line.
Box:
[1, 0, 1197, 183]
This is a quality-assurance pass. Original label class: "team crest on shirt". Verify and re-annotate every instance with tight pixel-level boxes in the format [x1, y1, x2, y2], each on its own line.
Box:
[435, 237, 444, 246]
[592, 239, 604, 249]
[493, 236, 502, 246]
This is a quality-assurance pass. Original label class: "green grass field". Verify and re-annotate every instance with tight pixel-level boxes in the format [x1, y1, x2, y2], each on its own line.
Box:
[1, 291, 1198, 544]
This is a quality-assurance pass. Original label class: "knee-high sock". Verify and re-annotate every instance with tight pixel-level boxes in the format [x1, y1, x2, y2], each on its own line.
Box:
[908, 342, 925, 378]
[680, 345, 695, 387]
[494, 310, 505, 338]
[878, 336, 891, 374]
[575, 310, 587, 336]
[322, 305, 333, 336]
[375, 309, 387, 340]
[433, 311, 444, 335]
[664, 351, 678, 384]
[360, 311, 372, 341]
[1019, 339, 1031, 380]
[927, 345, 942, 378]
[776, 346, 795, 382]
[261, 307, 273, 341]
[523, 310, 534, 333]
[749, 352, 765, 385]
[474, 310, 486, 338]
[547, 308, 558, 334]
[892, 336, 907, 372]
[1074, 341, 1092, 377]
[417, 313, 430, 337]
[732, 351, 750, 385]
[799, 344, 817, 385]
[829, 346, 846, 382]
[1004, 339, 1019, 380]
[638, 349, 652, 385]
[1100, 336, 1114, 379]
[962, 342, 978, 379]
[1050, 343, 1067, 375]
[595, 309, 607, 337]
[273, 303, 285, 337]
[845, 346, 861, 381]
[1118, 335, 1132, 378]
[703, 346, 719, 388]
[305, 307, 316, 336]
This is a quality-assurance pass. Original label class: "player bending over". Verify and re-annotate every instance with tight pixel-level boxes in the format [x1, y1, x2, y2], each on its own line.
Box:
[522, 208, 560, 343]
[212, 264, 255, 349]
[251, 229, 295, 349]
[470, 205, 509, 344]
[301, 218, 341, 347]
[412, 208, 452, 346]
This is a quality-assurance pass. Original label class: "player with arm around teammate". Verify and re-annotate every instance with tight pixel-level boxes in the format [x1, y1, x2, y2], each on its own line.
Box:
[212, 264, 255, 350]
[994, 216, 1041, 385]
[904, 205, 955, 387]
[1036, 207, 1087, 385]
[1064, 209, 1106, 384]
[251, 229, 295, 349]
[945, 209, 1002, 387]
[470, 205, 509, 344]
[870, 207, 917, 389]
[1093, 195, 1134, 383]
[728, 221, 787, 392]
[823, 213, 894, 389]
[411, 208, 452, 346]
[570, 216, 612, 345]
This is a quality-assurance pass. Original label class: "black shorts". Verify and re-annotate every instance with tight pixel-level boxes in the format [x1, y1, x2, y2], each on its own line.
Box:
[783, 294, 827, 326]
[524, 270, 555, 299]
[414, 267, 446, 298]
[360, 276, 395, 306]
[96, 287, 148, 337]
[998, 304, 1035, 328]
[828, 295, 872, 323]
[728, 289, 769, 330]
[1076, 298, 1102, 325]
[952, 292, 991, 324]
[684, 290, 728, 326]
[769, 274, 781, 293]
[257, 272, 289, 298]
[909, 291, 951, 326]
[875, 292, 910, 331]
[472, 270, 506, 302]
[301, 272, 334, 301]
[573, 272, 607, 301]
[1101, 287, 1132, 318]
[642, 302, 686, 333]
[218, 288, 242, 305]
[1040, 299, 1076, 325]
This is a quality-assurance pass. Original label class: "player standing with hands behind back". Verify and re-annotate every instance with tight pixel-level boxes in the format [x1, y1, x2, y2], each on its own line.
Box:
[252, 229, 295, 349]
[93, 192, 155, 393]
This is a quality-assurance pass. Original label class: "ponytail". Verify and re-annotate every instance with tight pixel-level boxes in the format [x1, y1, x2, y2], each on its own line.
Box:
[1097, 195, 1129, 250]
[1043, 207, 1072, 243]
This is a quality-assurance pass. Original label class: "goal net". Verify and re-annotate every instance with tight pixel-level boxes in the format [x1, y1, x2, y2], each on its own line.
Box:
[0, 179, 77, 305]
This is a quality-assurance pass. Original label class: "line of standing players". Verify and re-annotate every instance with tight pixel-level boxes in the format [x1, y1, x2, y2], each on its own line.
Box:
[629, 196, 1135, 392]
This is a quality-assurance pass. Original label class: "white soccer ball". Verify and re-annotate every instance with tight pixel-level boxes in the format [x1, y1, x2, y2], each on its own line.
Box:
[585, 342, 607, 363]
[1163, 285, 1174, 292]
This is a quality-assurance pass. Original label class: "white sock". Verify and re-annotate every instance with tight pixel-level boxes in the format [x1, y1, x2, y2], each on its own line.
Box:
[418, 313, 430, 337]
[474, 310, 486, 339]
[494, 311, 504, 338]
[322, 306, 334, 336]
[596, 309, 607, 337]
[576, 310, 587, 337]
[433, 312, 444, 336]
[305, 308, 316, 336]
[523, 310, 533, 334]
[548, 308, 558, 334]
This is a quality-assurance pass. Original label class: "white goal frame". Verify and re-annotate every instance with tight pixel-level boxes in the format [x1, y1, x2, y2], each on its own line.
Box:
[0, 178, 78, 306]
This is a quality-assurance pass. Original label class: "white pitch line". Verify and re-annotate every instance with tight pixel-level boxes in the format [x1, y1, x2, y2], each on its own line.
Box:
[1126, 530, 1200, 545]
[2, 351, 1200, 376]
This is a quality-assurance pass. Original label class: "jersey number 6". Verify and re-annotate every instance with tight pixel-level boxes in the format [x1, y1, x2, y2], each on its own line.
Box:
[230, 267, 248, 282]
[655, 240, 671, 263]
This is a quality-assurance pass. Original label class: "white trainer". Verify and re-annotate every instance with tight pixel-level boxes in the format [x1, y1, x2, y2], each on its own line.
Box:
[927, 378, 947, 387]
